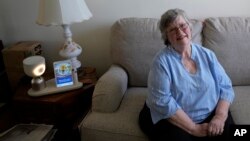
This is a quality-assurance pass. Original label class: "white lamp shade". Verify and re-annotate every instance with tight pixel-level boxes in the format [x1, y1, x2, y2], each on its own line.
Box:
[23, 56, 46, 77]
[37, 0, 92, 26]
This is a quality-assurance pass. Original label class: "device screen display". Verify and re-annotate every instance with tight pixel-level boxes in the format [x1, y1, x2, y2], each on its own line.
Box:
[53, 60, 73, 87]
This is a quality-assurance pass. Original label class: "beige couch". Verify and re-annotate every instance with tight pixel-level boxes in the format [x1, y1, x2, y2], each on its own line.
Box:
[79, 17, 250, 141]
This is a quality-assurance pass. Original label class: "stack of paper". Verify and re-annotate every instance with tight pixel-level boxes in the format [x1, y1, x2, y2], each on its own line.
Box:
[0, 124, 56, 141]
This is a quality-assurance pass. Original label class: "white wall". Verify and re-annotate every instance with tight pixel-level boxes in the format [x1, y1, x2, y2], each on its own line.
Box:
[1, 0, 250, 76]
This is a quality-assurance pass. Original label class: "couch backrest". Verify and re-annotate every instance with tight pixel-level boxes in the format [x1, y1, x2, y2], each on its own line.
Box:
[111, 18, 203, 86]
[203, 17, 250, 86]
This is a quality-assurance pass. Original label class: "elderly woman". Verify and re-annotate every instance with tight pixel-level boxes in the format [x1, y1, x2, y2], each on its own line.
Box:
[139, 8, 235, 141]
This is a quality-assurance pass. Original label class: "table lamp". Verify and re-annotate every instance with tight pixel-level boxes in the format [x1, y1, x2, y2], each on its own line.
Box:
[36, 0, 92, 86]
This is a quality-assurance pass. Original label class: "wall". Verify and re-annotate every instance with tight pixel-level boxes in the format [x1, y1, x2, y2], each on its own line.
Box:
[0, 0, 250, 76]
[0, 5, 4, 41]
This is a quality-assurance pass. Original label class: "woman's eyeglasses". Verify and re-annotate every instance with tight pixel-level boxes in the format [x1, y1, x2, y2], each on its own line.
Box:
[167, 23, 189, 34]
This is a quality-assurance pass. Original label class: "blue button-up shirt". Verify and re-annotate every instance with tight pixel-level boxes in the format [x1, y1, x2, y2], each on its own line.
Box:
[146, 43, 235, 124]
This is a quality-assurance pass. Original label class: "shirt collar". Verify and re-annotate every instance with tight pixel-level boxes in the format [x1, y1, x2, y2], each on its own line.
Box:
[169, 43, 195, 60]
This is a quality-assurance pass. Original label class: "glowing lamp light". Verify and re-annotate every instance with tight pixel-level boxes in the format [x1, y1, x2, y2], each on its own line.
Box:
[33, 64, 46, 76]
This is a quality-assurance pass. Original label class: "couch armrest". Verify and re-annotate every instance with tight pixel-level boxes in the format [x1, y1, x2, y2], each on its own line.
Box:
[92, 65, 128, 112]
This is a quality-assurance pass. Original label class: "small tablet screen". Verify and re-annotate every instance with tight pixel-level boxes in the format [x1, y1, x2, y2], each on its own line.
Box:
[53, 60, 73, 87]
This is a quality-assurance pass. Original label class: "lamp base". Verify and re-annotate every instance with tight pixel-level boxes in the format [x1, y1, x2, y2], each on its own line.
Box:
[27, 78, 83, 97]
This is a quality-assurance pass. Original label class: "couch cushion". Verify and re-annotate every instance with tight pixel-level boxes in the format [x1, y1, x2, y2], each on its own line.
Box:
[203, 17, 250, 85]
[111, 18, 203, 87]
[230, 86, 250, 124]
[80, 88, 149, 141]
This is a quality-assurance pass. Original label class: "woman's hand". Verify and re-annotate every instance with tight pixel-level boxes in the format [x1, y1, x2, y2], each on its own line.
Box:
[208, 99, 230, 136]
[208, 114, 227, 136]
[190, 123, 209, 137]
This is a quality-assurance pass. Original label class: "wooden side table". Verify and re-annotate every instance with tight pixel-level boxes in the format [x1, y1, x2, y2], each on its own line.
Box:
[11, 67, 97, 140]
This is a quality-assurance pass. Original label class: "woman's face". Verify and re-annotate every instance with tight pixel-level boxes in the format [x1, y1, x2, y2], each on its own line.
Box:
[165, 16, 192, 48]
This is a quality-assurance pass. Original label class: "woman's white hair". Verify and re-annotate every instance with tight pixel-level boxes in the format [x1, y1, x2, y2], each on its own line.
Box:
[159, 8, 192, 46]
